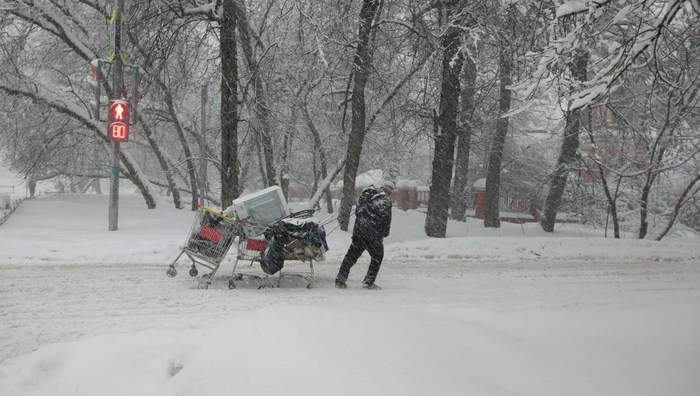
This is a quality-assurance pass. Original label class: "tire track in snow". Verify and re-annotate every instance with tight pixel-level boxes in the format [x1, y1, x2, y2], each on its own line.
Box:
[1, 259, 699, 362]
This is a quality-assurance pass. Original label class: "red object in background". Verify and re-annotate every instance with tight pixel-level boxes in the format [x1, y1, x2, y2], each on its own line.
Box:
[246, 239, 267, 252]
[198, 226, 222, 243]
[475, 190, 487, 219]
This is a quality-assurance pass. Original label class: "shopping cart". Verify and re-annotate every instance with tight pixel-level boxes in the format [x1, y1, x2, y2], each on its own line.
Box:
[166, 205, 240, 289]
[228, 209, 332, 289]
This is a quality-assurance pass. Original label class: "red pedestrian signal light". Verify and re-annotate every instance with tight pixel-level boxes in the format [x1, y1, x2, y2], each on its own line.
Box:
[108, 99, 129, 142]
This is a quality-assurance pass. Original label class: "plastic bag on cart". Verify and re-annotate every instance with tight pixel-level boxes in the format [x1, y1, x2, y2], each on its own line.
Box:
[260, 223, 289, 275]
[260, 235, 285, 275]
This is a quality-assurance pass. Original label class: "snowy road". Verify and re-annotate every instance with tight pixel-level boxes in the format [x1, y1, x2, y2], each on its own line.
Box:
[2, 195, 700, 395]
[2, 257, 698, 363]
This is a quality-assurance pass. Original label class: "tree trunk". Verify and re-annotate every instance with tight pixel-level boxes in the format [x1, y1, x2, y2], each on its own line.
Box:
[584, 129, 620, 238]
[639, 137, 669, 239]
[280, 106, 296, 201]
[236, 0, 276, 188]
[425, 10, 462, 238]
[540, 49, 588, 232]
[303, 102, 334, 213]
[220, 0, 239, 208]
[450, 51, 476, 221]
[540, 112, 581, 232]
[308, 158, 346, 211]
[338, 0, 381, 231]
[280, 84, 308, 201]
[120, 152, 157, 209]
[162, 92, 198, 210]
[139, 122, 182, 209]
[655, 173, 700, 240]
[483, 44, 512, 228]
[598, 165, 621, 238]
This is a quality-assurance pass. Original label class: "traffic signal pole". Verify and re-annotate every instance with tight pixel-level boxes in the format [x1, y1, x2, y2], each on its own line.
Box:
[108, 0, 125, 231]
[200, 84, 208, 206]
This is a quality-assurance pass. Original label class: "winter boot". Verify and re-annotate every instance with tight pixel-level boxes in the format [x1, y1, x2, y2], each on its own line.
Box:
[362, 282, 381, 290]
[335, 279, 347, 289]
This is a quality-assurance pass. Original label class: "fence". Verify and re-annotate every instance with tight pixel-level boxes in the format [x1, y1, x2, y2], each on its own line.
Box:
[0, 182, 29, 227]
[384, 186, 538, 222]
[0, 197, 26, 227]
[0, 185, 16, 194]
[318, 185, 538, 221]
[498, 195, 530, 213]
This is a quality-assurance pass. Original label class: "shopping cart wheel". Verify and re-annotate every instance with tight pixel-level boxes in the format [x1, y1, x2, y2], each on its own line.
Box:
[306, 282, 313, 289]
[228, 279, 236, 290]
[197, 281, 209, 290]
[189, 267, 198, 277]
[166, 267, 177, 278]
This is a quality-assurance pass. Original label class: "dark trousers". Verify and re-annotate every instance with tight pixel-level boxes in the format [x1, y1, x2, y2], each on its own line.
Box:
[336, 235, 384, 284]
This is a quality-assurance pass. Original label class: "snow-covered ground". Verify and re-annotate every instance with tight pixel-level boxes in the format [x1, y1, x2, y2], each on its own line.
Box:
[0, 192, 699, 396]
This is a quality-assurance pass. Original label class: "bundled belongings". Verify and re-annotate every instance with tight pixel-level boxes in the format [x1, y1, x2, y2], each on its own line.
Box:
[260, 215, 328, 275]
[167, 185, 336, 290]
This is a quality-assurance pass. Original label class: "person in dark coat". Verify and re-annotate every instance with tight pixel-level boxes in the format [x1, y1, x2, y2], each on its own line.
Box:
[335, 183, 393, 289]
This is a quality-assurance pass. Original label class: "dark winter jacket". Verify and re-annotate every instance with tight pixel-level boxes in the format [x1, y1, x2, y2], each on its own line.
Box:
[352, 186, 392, 240]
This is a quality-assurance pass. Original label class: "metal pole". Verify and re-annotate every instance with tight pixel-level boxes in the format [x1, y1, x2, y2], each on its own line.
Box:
[200, 84, 208, 206]
[108, 0, 124, 231]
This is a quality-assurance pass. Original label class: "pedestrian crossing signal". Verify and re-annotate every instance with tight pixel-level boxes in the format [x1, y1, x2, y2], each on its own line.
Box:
[109, 99, 129, 142]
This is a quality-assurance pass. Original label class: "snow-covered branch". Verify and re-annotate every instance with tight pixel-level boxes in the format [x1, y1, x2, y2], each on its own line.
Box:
[516, 0, 697, 111]
[307, 157, 345, 211]
[0, 74, 101, 135]
[8, 0, 98, 61]
[0, 73, 156, 205]
[180, 2, 219, 19]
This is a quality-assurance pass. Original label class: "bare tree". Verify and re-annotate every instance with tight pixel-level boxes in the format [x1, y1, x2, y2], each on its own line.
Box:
[235, 0, 276, 188]
[515, 0, 699, 233]
[540, 49, 589, 232]
[0, 75, 156, 208]
[655, 173, 700, 240]
[450, 43, 477, 221]
[483, 34, 513, 228]
[220, 0, 240, 207]
[302, 96, 334, 213]
[1, 2, 163, 207]
[338, 0, 382, 231]
[425, 3, 463, 237]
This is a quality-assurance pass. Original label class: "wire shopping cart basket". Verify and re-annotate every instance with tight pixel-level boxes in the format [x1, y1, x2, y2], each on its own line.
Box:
[166, 205, 240, 289]
[228, 209, 332, 290]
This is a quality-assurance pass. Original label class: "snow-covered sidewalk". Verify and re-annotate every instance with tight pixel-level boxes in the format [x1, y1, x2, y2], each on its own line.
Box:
[1, 194, 699, 396]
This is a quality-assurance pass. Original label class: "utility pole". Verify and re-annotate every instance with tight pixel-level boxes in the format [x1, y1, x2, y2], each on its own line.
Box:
[200, 84, 208, 206]
[108, 0, 125, 231]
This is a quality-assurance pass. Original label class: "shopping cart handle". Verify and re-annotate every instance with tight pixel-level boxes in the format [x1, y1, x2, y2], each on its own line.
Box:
[197, 205, 235, 221]
[288, 208, 317, 219]
[320, 213, 338, 227]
